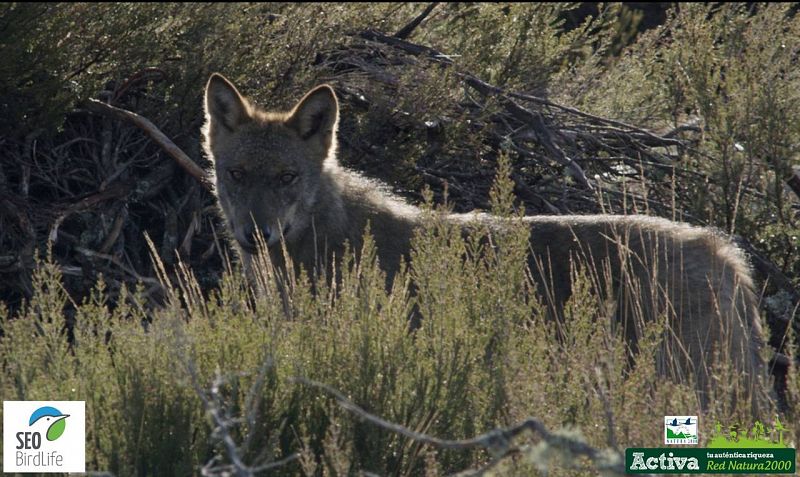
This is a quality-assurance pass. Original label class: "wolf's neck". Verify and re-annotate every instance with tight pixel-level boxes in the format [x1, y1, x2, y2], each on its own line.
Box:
[314, 163, 352, 237]
[278, 163, 353, 270]
[274, 159, 420, 281]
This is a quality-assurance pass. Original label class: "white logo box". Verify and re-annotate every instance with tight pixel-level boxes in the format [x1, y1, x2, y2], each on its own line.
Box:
[3, 401, 85, 473]
[664, 415, 699, 445]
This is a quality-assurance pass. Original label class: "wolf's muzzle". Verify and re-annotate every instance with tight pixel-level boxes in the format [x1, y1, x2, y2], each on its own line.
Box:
[238, 224, 290, 252]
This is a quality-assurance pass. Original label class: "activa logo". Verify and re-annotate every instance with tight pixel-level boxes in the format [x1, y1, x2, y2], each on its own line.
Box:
[3, 401, 85, 473]
[629, 451, 701, 471]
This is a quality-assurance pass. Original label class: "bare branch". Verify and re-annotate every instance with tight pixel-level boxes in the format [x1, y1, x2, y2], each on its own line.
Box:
[394, 3, 439, 40]
[293, 377, 631, 475]
[82, 99, 212, 191]
[176, 323, 299, 477]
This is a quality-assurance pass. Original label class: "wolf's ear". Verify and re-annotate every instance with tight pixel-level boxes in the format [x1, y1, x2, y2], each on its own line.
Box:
[287, 85, 338, 149]
[205, 73, 250, 131]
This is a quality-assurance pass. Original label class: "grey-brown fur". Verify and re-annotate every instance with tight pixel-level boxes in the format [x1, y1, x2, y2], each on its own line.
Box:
[203, 74, 771, 412]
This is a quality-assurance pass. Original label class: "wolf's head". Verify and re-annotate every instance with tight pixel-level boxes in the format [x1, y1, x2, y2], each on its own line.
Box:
[203, 74, 339, 253]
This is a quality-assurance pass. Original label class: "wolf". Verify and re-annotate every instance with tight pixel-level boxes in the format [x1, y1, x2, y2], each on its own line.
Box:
[202, 73, 771, 412]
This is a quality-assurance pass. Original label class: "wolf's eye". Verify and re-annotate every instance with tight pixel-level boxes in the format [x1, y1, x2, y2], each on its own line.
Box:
[280, 172, 297, 186]
[229, 169, 244, 181]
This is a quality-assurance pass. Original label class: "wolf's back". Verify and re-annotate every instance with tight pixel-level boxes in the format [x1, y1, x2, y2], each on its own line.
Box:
[513, 214, 769, 412]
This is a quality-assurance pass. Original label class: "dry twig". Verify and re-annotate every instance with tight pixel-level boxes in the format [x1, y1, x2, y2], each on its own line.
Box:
[82, 99, 212, 190]
[294, 377, 635, 476]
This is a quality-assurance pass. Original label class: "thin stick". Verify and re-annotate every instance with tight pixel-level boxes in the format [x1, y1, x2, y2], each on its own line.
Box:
[293, 377, 630, 475]
[394, 3, 439, 39]
[83, 99, 212, 190]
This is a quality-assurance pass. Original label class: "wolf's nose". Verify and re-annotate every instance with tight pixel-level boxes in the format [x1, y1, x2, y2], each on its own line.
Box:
[239, 223, 273, 250]
[245, 224, 271, 245]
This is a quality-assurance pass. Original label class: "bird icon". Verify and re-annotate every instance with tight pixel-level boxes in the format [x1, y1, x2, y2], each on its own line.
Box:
[29, 406, 70, 441]
[668, 417, 694, 427]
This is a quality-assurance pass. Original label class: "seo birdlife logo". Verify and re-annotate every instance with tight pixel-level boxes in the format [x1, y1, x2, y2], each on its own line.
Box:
[29, 406, 70, 442]
[3, 401, 85, 473]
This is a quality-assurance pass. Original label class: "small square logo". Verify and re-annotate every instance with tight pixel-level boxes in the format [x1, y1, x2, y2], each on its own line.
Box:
[3, 401, 85, 473]
[664, 415, 698, 445]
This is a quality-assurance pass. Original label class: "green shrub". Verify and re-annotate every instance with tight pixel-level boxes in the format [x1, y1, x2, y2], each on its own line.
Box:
[2, 161, 795, 476]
